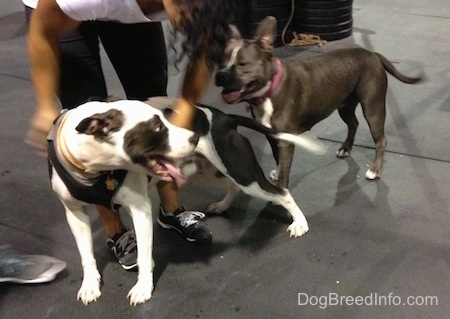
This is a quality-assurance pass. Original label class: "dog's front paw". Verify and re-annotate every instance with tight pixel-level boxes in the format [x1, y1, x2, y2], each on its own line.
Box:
[77, 272, 102, 305]
[127, 279, 153, 306]
[207, 201, 229, 214]
[287, 220, 309, 238]
[336, 148, 350, 158]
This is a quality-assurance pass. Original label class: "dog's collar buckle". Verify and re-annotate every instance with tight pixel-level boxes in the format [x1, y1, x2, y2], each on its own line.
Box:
[248, 58, 283, 107]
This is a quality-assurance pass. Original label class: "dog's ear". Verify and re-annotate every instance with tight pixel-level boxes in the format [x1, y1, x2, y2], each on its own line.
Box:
[254, 16, 276, 50]
[229, 24, 242, 41]
[76, 109, 124, 137]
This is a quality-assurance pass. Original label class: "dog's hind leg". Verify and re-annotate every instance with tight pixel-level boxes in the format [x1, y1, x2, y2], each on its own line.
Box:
[63, 202, 101, 305]
[273, 140, 295, 188]
[337, 99, 359, 158]
[209, 180, 240, 214]
[359, 82, 388, 180]
[187, 162, 240, 213]
[237, 152, 308, 237]
[274, 190, 309, 238]
[240, 182, 309, 237]
[202, 175, 240, 214]
[362, 104, 387, 180]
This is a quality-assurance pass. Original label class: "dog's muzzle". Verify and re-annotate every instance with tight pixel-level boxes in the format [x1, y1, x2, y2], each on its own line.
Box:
[215, 70, 245, 104]
[215, 69, 234, 88]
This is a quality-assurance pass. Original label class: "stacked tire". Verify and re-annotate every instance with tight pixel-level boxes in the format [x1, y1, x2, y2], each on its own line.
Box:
[294, 0, 353, 41]
[234, 0, 291, 47]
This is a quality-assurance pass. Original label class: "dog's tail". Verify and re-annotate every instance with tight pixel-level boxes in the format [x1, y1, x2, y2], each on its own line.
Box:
[376, 53, 422, 84]
[230, 114, 326, 155]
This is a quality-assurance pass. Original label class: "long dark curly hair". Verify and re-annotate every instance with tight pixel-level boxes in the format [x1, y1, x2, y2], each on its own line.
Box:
[170, 0, 238, 69]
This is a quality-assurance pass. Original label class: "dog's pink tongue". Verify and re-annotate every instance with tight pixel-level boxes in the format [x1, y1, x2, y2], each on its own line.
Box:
[163, 162, 188, 188]
[221, 91, 242, 104]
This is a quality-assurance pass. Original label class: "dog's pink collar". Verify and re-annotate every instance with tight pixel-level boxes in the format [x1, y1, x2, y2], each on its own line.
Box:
[248, 58, 283, 106]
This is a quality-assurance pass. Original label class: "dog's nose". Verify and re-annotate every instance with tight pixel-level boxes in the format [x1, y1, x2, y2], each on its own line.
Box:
[189, 134, 200, 146]
[215, 70, 231, 87]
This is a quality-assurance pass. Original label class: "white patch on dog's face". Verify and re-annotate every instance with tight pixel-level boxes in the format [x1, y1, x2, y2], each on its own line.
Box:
[225, 45, 242, 70]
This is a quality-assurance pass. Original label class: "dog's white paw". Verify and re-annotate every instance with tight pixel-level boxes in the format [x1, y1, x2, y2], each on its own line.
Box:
[127, 280, 153, 306]
[365, 168, 380, 180]
[287, 220, 309, 238]
[336, 149, 350, 158]
[269, 169, 279, 181]
[77, 272, 102, 305]
[207, 201, 229, 214]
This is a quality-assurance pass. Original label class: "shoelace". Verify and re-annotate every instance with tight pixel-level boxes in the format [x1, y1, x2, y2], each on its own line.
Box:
[114, 231, 137, 256]
[175, 211, 206, 227]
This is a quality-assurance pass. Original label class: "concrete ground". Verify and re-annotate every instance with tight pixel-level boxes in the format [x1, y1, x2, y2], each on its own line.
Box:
[1, 1, 449, 318]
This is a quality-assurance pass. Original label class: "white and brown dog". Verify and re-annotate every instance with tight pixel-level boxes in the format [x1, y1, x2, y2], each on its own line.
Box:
[47, 99, 197, 305]
[48, 97, 324, 306]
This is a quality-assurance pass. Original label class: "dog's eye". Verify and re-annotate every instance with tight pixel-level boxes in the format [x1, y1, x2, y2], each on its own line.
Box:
[153, 124, 162, 132]
[238, 60, 249, 68]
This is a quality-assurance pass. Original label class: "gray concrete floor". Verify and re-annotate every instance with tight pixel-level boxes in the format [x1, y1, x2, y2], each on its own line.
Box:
[1, 1, 449, 318]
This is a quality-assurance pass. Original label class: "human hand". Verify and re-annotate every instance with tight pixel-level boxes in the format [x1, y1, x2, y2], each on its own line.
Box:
[170, 98, 195, 130]
[25, 107, 60, 156]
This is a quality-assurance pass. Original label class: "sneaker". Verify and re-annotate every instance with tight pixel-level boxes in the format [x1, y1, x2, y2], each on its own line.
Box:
[157, 206, 212, 244]
[107, 229, 138, 270]
[0, 246, 66, 284]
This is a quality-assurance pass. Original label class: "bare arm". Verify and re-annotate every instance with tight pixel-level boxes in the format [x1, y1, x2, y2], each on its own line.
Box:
[170, 54, 213, 129]
[26, 0, 80, 154]
[160, 0, 214, 129]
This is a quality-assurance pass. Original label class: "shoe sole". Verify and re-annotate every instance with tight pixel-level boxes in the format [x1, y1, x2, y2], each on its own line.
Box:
[120, 263, 138, 271]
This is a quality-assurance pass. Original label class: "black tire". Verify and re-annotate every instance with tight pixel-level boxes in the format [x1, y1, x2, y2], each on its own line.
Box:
[293, 0, 353, 41]
[295, 12, 352, 25]
[255, 0, 292, 7]
[295, 6, 352, 18]
[295, 0, 352, 9]
[295, 19, 352, 33]
[235, 17, 290, 47]
[312, 27, 353, 41]
[234, 0, 291, 47]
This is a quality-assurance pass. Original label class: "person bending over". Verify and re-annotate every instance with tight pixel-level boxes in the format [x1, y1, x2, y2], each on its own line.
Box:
[24, 0, 237, 269]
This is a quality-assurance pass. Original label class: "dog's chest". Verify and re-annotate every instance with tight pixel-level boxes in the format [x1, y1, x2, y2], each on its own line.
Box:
[252, 99, 273, 128]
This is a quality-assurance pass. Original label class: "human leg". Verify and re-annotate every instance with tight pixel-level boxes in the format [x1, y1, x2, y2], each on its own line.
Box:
[97, 21, 168, 99]
[99, 22, 211, 243]
[25, 6, 137, 269]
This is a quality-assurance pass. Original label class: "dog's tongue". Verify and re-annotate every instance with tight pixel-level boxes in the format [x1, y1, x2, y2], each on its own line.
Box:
[161, 161, 188, 188]
[221, 90, 242, 104]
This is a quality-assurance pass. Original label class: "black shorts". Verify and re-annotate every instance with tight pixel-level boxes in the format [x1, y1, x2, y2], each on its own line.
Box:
[25, 6, 168, 108]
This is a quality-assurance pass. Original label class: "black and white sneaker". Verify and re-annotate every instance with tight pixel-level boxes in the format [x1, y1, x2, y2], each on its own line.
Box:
[158, 206, 212, 244]
[107, 228, 138, 270]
